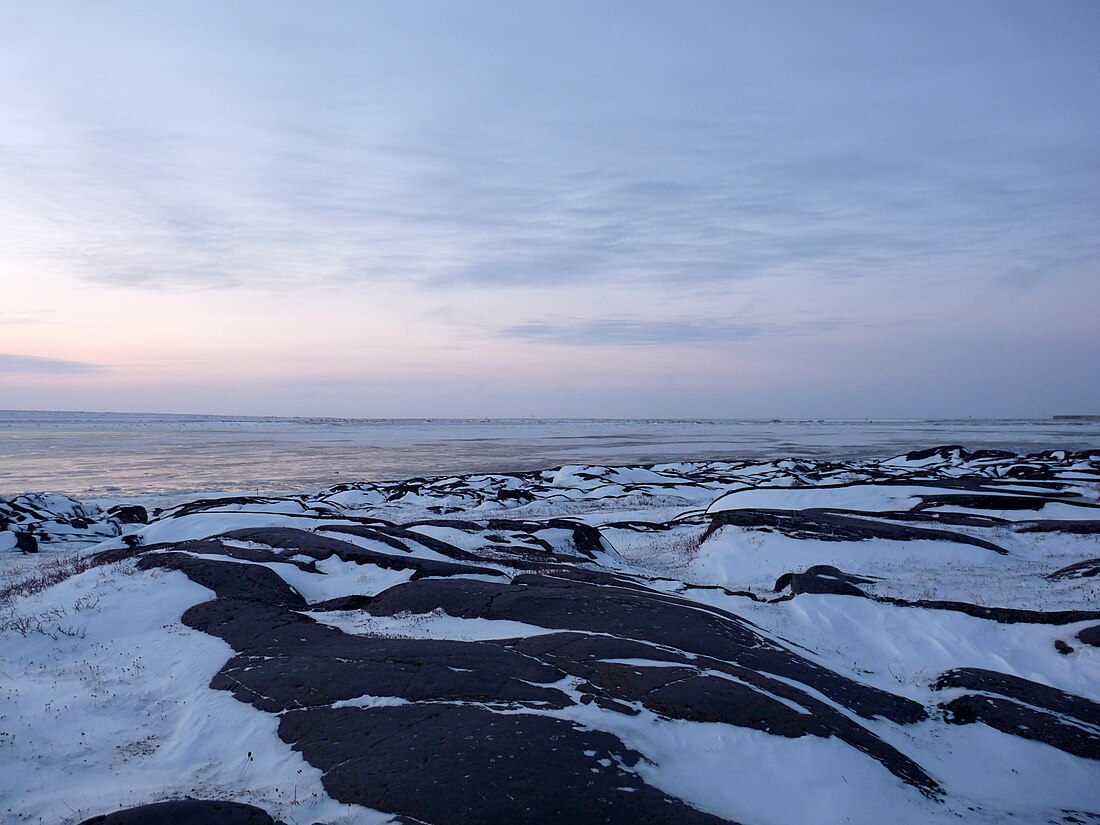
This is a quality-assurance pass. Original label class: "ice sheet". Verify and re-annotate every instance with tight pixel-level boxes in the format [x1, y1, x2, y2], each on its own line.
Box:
[3, 411, 1099, 496]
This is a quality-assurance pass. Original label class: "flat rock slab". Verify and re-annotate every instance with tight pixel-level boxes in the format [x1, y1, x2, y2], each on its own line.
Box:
[280, 704, 733, 824]
[78, 799, 286, 825]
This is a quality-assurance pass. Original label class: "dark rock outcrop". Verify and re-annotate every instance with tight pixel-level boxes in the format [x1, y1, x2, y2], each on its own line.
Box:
[1078, 625, 1100, 647]
[1048, 558, 1100, 581]
[108, 504, 149, 524]
[78, 799, 285, 825]
[704, 508, 1009, 554]
[280, 704, 732, 824]
[774, 565, 877, 597]
[935, 668, 1100, 759]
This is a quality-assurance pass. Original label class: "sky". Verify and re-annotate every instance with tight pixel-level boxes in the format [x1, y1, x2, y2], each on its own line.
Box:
[1, 1, 1098, 418]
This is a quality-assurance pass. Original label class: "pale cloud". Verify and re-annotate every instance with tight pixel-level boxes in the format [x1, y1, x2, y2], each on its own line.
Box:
[0, 2, 1097, 416]
[3, 3, 1098, 297]
[498, 319, 851, 346]
[0, 354, 104, 375]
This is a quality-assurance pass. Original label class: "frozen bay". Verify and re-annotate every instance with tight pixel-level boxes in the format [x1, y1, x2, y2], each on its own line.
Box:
[1, 411, 1099, 497]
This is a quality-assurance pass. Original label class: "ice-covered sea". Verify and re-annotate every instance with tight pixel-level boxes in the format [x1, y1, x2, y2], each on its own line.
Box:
[2, 410, 1099, 496]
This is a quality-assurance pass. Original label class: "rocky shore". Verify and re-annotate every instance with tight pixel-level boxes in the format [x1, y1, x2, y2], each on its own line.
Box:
[2, 446, 1099, 824]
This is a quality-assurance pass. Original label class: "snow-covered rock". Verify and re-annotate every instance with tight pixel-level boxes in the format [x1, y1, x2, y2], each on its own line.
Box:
[2, 446, 1098, 824]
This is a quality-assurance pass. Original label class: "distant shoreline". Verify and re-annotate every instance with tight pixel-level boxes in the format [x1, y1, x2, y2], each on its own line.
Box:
[0, 409, 1089, 425]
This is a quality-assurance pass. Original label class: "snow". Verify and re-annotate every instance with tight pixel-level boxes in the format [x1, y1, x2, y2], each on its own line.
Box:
[168, 551, 415, 603]
[731, 595, 1099, 702]
[707, 484, 929, 513]
[138, 512, 347, 545]
[0, 561, 386, 824]
[2, 442, 1098, 823]
[314, 607, 564, 642]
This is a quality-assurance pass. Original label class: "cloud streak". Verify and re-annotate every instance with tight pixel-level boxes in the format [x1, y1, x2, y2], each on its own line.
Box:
[1, 3, 1097, 295]
[0, 354, 104, 376]
[498, 318, 851, 346]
